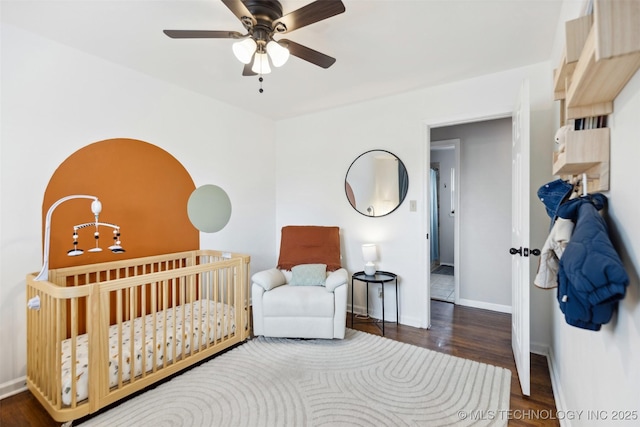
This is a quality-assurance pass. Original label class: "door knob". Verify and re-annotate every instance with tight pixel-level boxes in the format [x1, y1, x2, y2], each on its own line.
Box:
[510, 247, 541, 257]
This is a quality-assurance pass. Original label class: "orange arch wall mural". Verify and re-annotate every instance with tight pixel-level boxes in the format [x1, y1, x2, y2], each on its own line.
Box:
[42, 138, 199, 269]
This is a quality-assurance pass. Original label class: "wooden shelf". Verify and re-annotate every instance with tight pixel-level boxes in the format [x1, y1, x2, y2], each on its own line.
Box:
[558, 0, 640, 120]
[566, 27, 640, 120]
[553, 14, 593, 101]
[553, 128, 609, 191]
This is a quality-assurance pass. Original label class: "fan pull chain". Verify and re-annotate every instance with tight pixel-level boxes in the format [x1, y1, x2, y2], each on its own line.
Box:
[258, 76, 264, 93]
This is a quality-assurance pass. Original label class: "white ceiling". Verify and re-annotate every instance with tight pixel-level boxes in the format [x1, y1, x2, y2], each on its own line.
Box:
[2, 0, 567, 120]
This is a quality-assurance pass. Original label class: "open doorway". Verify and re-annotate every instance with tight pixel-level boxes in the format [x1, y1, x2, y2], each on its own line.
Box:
[427, 118, 513, 314]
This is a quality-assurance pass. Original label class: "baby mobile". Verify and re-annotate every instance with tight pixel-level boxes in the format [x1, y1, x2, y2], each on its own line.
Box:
[35, 195, 125, 281]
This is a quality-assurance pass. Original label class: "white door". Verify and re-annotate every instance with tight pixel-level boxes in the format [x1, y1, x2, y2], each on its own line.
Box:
[511, 80, 531, 396]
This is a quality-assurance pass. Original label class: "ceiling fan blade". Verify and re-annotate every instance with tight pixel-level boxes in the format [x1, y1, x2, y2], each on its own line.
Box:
[242, 62, 257, 76]
[274, 0, 345, 33]
[222, 0, 257, 27]
[280, 39, 336, 68]
[163, 30, 243, 39]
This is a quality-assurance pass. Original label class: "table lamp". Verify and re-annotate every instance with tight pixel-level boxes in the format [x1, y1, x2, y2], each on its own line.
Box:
[362, 243, 377, 276]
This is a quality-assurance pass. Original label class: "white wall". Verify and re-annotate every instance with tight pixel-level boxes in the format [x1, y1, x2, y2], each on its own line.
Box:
[0, 24, 277, 396]
[543, 2, 640, 423]
[549, 63, 640, 427]
[431, 119, 512, 308]
[429, 148, 455, 266]
[275, 62, 555, 333]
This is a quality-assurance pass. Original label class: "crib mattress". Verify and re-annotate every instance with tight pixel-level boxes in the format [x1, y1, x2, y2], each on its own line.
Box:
[61, 300, 235, 406]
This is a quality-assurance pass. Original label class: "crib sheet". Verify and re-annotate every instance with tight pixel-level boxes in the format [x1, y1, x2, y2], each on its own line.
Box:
[60, 300, 235, 406]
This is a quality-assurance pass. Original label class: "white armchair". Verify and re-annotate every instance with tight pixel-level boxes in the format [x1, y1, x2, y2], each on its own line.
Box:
[251, 226, 348, 339]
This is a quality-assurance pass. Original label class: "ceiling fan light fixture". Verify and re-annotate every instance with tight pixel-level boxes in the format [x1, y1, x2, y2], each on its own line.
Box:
[164, 0, 346, 77]
[232, 38, 257, 64]
[266, 40, 289, 67]
[252, 52, 272, 74]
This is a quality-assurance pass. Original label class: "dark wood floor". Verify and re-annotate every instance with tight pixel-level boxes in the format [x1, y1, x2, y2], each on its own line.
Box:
[1, 300, 557, 426]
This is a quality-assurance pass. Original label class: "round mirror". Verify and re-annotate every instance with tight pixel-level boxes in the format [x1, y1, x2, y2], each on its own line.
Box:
[345, 150, 409, 217]
[187, 184, 232, 233]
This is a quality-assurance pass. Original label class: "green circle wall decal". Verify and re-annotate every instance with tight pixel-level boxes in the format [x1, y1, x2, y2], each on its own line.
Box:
[187, 185, 232, 233]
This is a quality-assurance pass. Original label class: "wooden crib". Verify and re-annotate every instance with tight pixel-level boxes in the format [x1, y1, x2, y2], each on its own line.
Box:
[26, 250, 250, 423]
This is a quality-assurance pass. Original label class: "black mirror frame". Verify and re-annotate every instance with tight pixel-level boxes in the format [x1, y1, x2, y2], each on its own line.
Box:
[345, 149, 409, 217]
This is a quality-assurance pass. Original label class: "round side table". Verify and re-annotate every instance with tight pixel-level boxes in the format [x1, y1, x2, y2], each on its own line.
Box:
[351, 271, 398, 335]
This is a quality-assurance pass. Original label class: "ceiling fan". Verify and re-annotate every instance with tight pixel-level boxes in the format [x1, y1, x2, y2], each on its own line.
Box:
[163, 0, 346, 77]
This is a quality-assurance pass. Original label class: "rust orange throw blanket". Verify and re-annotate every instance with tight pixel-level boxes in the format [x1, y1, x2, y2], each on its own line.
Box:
[277, 226, 342, 271]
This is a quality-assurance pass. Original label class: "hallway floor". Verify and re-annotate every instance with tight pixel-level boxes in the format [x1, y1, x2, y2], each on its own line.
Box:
[431, 265, 454, 303]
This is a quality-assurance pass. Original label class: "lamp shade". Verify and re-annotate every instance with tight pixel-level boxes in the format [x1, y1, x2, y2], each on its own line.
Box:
[251, 52, 272, 74]
[362, 243, 377, 276]
[362, 244, 377, 262]
[232, 38, 257, 64]
[266, 40, 290, 67]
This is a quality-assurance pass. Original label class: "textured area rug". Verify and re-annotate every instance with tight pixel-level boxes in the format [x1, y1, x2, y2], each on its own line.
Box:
[80, 329, 511, 426]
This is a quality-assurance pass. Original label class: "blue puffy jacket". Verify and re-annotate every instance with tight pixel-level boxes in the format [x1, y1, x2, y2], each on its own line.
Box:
[556, 194, 629, 331]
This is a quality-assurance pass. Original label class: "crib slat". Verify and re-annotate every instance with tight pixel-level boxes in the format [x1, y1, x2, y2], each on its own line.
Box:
[233, 263, 239, 337]
[40, 293, 46, 401]
[26, 288, 34, 397]
[92, 284, 110, 412]
[171, 277, 177, 364]
[161, 279, 168, 368]
[53, 296, 62, 407]
[140, 283, 147, 379]
[151, 282, 158, 374]
[179, 276, 187, 360]
[116, 289, 123, 388]
[224, 268, 230, 341]
[214, 272, 220, 342]
[69, 297, 78, 407]
[203, 273, 211, 349]
[128, 285, 136, 385]
[38, 293, 45, 401]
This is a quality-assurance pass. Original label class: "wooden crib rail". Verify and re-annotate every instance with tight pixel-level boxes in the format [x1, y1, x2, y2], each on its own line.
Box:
[46, 250, 221, 285]
[26, 250, 250, 423]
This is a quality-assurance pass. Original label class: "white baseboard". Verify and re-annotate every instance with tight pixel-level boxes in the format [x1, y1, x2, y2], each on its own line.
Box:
[398, 314, 422, 328]
[457, 298, 512, 314]
[530, 341, 549, 356]
[547, 346, 570, 427]
[525, 343, 568, 426]
[0, 376, 27, 400]
[349, 306, 422, 329]
[350, 304, 393, 324]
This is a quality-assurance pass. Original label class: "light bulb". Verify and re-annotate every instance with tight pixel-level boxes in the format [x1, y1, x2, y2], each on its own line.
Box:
[232, 38, 257, 64]
[266, 40, 289, 67]
[251, 52, 271, 74]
